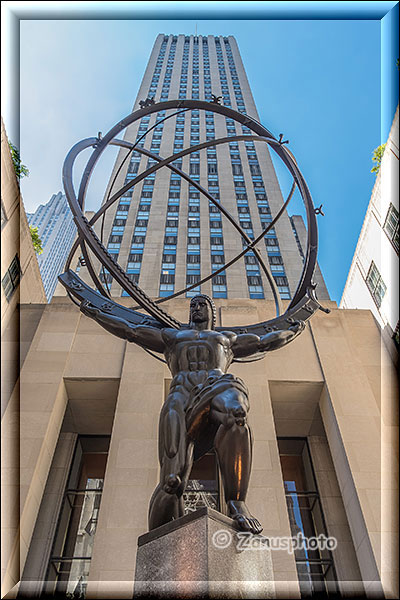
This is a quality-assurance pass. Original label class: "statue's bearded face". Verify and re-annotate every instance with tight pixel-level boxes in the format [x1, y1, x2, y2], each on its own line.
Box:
[190, 297, 212, 326]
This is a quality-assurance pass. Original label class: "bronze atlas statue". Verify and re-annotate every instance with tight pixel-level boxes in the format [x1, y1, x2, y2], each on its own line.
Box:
[59, 99, 329, 535]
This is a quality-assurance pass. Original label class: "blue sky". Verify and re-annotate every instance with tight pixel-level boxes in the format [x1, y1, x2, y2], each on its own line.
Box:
[6, 2, 398, 303]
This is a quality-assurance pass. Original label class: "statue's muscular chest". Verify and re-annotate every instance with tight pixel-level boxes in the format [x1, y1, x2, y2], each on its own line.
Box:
[163, 329, 233, 371]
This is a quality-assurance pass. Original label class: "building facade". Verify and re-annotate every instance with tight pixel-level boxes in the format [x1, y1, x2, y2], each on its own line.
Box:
[1, 118, 46, 417]
[76, 33, 329, 304]
[27, 192, 76, 301]
[340, 106, 399, 359]
[1, 36, 398, 600]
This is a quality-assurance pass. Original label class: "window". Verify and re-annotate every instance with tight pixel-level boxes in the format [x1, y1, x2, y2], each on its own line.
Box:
[160, 273, 175, 284]
[127, 273, 139, 283]
[132, 235, 145, 244]
[99, 272, 112, 284]
[128, 162, 139, 174]
[247, 275, 262, 286]
[213, 274, 226, 285]
[128, 253, 143, 263]
[366, 261, 386, 308]
[269, 255, 283, 265]
[135, 220, 148, 228]
[46, 437, 110, 598]
[188, 220, 200, 228]
[393, 321, 400, 349]
[190, 163, 200, 176]
[274, 276, 289, 286]
[278, 438, 338, 596]
[384, 203, 399, 253]
[166, 219, 178, 228]
[211, 254, 225, 264]
[183, 452, 220, 513]
[2, 254, 21, 301]
[245, 255, 257, 265]
[250, 164, 261, 176]
[164, 236, 177, 245]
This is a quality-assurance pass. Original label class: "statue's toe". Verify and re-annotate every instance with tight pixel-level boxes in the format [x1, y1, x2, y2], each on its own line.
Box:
[250, 518, 263, 534]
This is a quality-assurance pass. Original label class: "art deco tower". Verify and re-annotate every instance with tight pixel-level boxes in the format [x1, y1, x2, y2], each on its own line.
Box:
[78, 34, 329, 303]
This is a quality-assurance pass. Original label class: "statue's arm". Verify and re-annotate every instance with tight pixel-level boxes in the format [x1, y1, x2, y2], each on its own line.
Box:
[231, 320, 305, 358]
[80, 301, 165, 353]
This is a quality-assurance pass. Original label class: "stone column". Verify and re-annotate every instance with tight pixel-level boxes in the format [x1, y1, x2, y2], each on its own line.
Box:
[86, 341, 167, 599]
[310, 308, 389, 597]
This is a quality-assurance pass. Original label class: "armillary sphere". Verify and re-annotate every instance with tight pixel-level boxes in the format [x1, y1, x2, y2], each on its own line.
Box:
[59, 99, 329, 363]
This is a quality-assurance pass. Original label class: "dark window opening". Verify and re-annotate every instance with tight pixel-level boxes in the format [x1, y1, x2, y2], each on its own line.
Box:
[46, 436, 110, 599]
[183, 452, 220, 513]
[213, 275, 226, 285]
[366, 261, 386, 308]
[2, 254, 21, 301]
[384, 203, 399, 254]
[245, 255, 257, 265]
[164, 236, 177, 245]
[160, 273, 175, 284]
[278, 438, 338, 597]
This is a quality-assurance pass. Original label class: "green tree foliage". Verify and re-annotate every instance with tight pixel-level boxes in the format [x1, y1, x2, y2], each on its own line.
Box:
[8, 140, 30, 179]
[371, 143, 386, 176]
[29, 226, 43, 254]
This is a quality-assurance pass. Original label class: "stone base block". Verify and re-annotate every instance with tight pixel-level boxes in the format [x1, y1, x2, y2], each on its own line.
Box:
[134, 507, 275, 598]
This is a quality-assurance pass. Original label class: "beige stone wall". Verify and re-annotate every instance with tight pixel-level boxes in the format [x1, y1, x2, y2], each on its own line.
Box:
[1, 118, 46, 414]
[1, 118, 46, 330]
[310, 308, 398, 597]
[3, 297, 398, 598]
[1, 119, 47, 598]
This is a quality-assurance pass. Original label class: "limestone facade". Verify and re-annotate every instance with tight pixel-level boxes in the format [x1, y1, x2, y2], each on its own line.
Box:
[1, 297, 398, 598]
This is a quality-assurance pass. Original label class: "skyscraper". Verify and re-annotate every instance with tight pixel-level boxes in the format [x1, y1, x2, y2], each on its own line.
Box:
[28, 192, 76, 301]
[82, 34, 329, 303]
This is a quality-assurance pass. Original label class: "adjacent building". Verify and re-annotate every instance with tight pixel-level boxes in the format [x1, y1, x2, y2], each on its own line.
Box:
[340, 106, 399, 360]
[1, 118, 46, 417]
[2, 36, 398, 600]
[27, 192, 76, 301]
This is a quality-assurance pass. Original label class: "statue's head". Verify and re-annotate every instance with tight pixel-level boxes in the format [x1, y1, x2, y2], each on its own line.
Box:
[189, 294, 216, 330]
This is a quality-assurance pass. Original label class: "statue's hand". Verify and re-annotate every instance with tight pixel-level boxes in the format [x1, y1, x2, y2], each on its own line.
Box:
[80, 299, 100, 319]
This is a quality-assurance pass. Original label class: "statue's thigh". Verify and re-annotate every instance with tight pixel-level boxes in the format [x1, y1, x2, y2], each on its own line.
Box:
[210, 388, 248, 414]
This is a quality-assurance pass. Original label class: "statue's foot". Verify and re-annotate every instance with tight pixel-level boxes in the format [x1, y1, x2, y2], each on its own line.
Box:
[227, 500, 263, 534]
[163, 473, 182, 494]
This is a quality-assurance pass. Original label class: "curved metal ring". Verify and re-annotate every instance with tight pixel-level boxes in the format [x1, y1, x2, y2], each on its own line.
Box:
[60, 99, 324, 343]
[72, 99, 318, 312]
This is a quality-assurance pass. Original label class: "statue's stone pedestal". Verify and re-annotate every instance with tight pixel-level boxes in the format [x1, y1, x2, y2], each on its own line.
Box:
[134, 507, 275, 598]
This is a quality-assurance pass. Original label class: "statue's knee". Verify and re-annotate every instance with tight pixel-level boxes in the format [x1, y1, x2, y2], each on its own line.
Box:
[223, 404, 247, 428]
[231, 404, 247, 426]
[163, 473, 182, 495]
